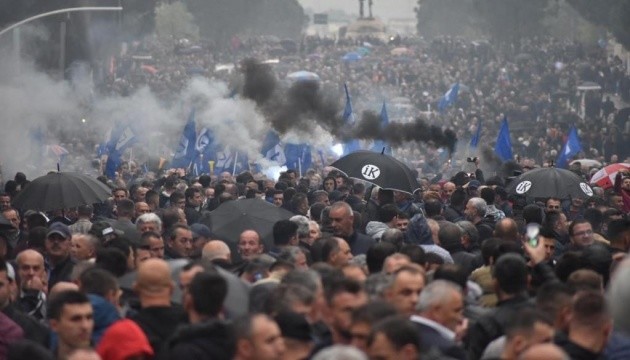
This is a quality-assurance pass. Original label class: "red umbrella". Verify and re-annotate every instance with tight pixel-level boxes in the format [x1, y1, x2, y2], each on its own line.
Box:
[590, 163, 630, 189]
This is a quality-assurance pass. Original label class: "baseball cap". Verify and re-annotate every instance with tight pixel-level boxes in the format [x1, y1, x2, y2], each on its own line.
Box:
[47, 222, 71, 239]
[466, 180, 481, 189]
[190, 223, 213, 239]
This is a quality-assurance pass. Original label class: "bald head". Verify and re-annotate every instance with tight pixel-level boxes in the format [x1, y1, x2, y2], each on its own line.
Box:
[518, 343, 568, 360]
[16, 249, 46, 288]
[49, 282, 80, 300]
[134, 259, 173, 302]
[494, 218, 519, 241]
[202, 240, 232, 262]
[16, 249, 44, 264]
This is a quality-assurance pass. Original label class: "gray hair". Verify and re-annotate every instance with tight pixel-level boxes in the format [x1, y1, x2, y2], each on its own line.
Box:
[290, 215, 310, 240]
[381, 228, 404, 249]
[456, 220, 479, 244]
[311, 345, 368, 360]
[136, 213, 162, 232]
[277, 246, 305, 264]
[416, 280, 462, 312]
[365, 272, 394, 301]
[468, 197, 487, 217]
[281, 269, 322, 294]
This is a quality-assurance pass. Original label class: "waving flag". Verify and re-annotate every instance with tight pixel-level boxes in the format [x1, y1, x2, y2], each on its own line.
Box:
[556, 126, 582, 168]
[285, 143, 312, 175]
[371, 102, 391, 154]
[170, 109, 197, 169]
[342, 83, 361, 155]
[104, 123, 138, 179]
[438, 83, 459, 113]
[194, 127, 217, 174]
[470, 119, 482, 149]
[494, 117, 513, 162]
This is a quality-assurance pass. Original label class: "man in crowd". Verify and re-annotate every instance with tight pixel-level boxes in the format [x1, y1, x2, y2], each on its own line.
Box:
[165, 224, 193, 259]
[46, 223, 76, 291]
[238, 230, 264, 261]
[329, 202, 374, 255]
[47, 290, 94, 359]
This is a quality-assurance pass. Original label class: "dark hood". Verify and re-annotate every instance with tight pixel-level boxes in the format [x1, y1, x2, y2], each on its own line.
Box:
[405, 214, 433, 245]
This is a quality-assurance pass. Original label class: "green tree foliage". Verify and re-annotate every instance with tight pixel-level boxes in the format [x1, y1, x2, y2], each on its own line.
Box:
[567, 0, 630, 49]
[472, 0, 552, 47]
[184, 0, 306, 47]
[155, 2, 199, 41]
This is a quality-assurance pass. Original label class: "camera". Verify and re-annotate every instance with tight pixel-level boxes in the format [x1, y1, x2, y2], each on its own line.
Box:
[467, 157, 478, 163]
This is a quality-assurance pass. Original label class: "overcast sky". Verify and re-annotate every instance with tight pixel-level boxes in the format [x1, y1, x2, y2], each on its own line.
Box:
[298, 0, 417, 21]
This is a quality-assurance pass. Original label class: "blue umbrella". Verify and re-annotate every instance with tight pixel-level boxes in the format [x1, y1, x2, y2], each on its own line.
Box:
[286, 71, 320, 82]
[342, 52, 362, 62]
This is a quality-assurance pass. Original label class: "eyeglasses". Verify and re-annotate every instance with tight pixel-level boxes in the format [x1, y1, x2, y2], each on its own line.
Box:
[573, 230, 593, 237]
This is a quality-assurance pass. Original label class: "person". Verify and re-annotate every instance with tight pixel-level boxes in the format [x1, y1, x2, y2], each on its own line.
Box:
[466, 254, 534, 360]
[519, 343, 569, 360]
[128, 259, 187, 357]
[268, 220, 299, 258]
[272, 190, 284, 207]
[135, 213, 162, 235]
[568, 219, 595, 249]
[134, 201, 151, 218]
[233, 313, 286, 360]
[97, 319, 153, 360]
[45, 222, 76, 292]
[70, 234, 99, 261]
[545, 197, 562, 214]
[319, 236, 353, 269]
[0, 193, 10, 212]
[164, 271, 235, 359]
[348, 301, 398, 353]
[439, 222, 479, 276]
[190, 223, 213, 257]
[480, 187, 505, 223]
[109, 199, 140, 244]
[405, 214, 454, 264]
[274, 311, 314, 360]
[140, 231, 164, 259]
[238, 230, 264, 261]
[365, 204, 399, 241]
[165, 224, 193, 259]
[481, 308, 555, 360]
[15, 250, 47, 320]
[367, 316, 421, 360]
[47, 290, 94, 360]
[184, 187, 203, 225]
[411, 280, 466, 359]
[464, 197, 494, 242]
[77, 268, 121, 344]
[202, 240, 232, 266]
[384, 265, 425, 317]
[329, 202, 374, 255]
[1, 207, 23, 258]
[68, 205, 93, 235]
[555, 291, 612, 359]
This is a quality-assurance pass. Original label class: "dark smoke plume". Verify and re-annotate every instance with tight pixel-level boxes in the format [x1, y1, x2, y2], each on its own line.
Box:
[241, 59, 277, 106]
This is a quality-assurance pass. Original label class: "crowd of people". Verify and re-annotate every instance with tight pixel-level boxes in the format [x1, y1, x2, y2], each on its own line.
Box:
[0, 157, 629, 360]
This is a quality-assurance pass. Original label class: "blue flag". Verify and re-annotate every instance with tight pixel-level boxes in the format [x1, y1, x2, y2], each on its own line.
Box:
[494, 117, 513, 162]
[285, 143, 312, 174]
[371, 102, 391, 154]
[342, 83, 361, 155]
[556, 126, 582, 168]
[170, 109, 197, 169]
[194, 127, 217, 174]
[260, 130, 287, 166]
[438, 83, 459, 113]
[104, 123, 138, 179]
[470, 119, 482, 149]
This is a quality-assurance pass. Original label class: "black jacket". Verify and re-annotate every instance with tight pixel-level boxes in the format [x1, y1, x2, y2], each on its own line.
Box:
[343, 231, 375, 256]
[46, 256, 75, 292]
[128, 305, 188, 358]
[413, 320, 466, 360]
[555, 332, 606, 360]
[2, 303, 50, 347]
[162, 319, 235, 360]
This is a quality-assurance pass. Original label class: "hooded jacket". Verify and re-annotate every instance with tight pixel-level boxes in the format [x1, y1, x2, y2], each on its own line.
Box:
[365, 221, 390, 241]
[405, 214, 454, 264]
[97, 319, 153, 360]
[163, 319, 235, 360]
[88, 294, 121, 346]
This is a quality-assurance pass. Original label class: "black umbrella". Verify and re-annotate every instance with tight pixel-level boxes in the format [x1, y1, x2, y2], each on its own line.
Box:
[12, 172, 111, 212]
[506, 167, 594, 200]
[330, 150, 420, 194]
[210, 198, 294, 252]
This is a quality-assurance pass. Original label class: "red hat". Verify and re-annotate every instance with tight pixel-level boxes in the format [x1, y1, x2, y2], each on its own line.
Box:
[97, 319, 154, 360]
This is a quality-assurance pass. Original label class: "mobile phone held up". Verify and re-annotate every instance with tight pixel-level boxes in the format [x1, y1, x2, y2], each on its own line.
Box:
[526, 223, 540, 247]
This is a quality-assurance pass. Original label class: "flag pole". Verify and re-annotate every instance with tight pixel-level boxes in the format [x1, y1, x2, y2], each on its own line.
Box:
[232, 152, 238, 177]
[298, 157, 302, 178]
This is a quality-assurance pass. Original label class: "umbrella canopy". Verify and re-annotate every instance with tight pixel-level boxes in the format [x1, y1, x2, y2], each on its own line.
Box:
[330, 151, 420, 194]
[590, 163, 630, 189]
[577, 81, 602, 91]
[286, 71, 320, 82]
[210, 198, 294, 252]
[118, 259, 250, 316]
[391, 47, 411, 56]
[342, 52, 362, 62]
[506, 167, 594, 200]
[12, 172, 111, 212]
[570, 159, 602, 169]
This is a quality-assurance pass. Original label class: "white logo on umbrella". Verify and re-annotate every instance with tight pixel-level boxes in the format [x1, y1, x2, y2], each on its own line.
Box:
[361, 164, 381, 180]
[515, 181, 532, 194]
[580, 183, 593, 196]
